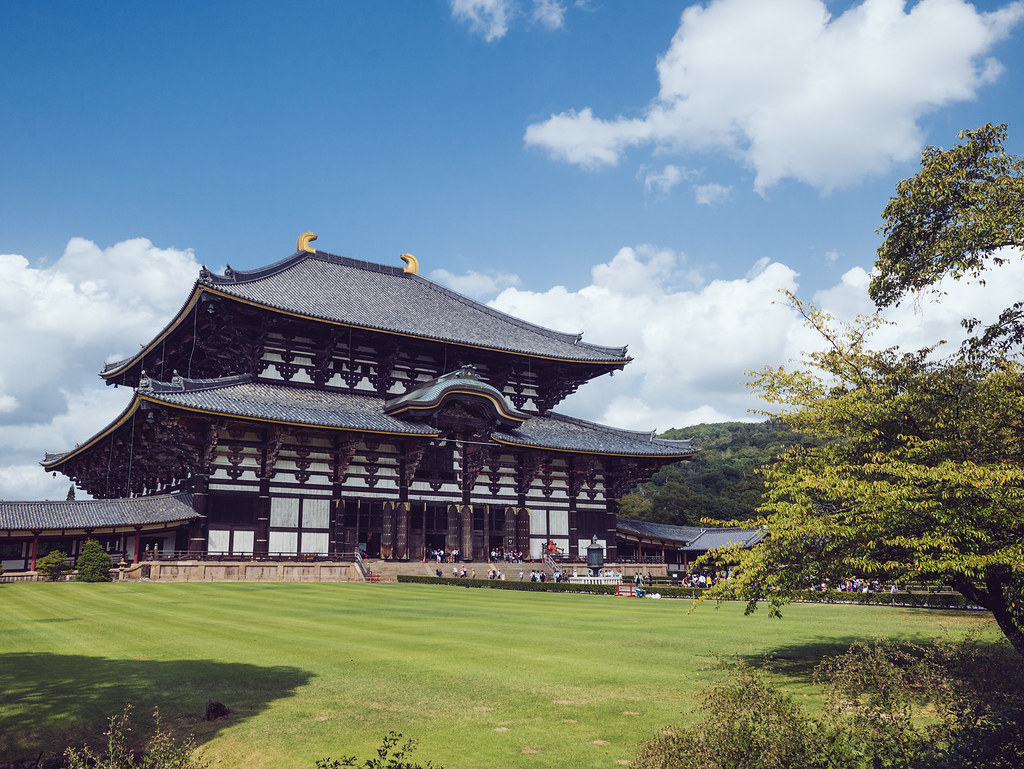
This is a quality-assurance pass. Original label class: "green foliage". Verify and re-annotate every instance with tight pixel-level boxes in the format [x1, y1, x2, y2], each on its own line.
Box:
[872, 123, 1024, 355]
[316, 732, 441, 769]
[624, 421, 810, 526]
[633, 665, 834, 769]
[634, 638, 1024, 769]
[65, 705, 207, 769]
[76, 539, 114, 582]
[35, 549, 71, 581]
[719, 124, 1024, 657]
[721, 296, 1024, 656]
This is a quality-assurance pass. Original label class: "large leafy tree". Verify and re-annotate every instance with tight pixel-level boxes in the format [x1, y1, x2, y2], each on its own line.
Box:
[709, 125, 1024, 657]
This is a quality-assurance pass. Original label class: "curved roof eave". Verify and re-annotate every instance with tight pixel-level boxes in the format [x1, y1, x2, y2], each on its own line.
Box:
[43, 392, 441, 471]
[490, 435, 698, 458]
[100, 282, 203, 380]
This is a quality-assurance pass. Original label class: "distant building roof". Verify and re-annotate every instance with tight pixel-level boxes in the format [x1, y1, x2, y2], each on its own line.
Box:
[616, 517, 766, 551]
[0, 493, 196, 533]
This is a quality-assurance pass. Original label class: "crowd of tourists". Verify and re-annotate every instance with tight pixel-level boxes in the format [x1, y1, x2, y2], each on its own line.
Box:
[429, 548, 526, 563]
[813, 577, 898, 593]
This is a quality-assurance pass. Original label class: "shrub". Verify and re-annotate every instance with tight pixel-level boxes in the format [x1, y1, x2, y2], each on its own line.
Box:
[316, 731, 441, 769]
[77, 538, 114, 582]
[634, 638, 1024, 769]
[633, 666, 834, 769]
[65, 705, 206, 769]
[36, 549, 71, 581]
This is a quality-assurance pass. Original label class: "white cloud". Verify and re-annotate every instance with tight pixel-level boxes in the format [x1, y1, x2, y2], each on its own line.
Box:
[694, 182, 732, 205]
[429, 268, 522, 299]
[491, 243, 1024, 433]
[451, 0, 515, 41]
[452, 0, 573, 38]
[525, 0, 1024, 191]
[643, 164, 691, 197]
[825, 249, 840, 263]
[0, 238, 200, 500]
[532, 0, 567, 30]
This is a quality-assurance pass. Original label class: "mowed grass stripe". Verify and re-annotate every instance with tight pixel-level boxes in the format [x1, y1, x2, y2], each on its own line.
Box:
[0, 581, 998, 769]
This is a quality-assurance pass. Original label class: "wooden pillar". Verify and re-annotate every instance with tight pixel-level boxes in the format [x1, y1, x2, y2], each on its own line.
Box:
[133, 528, 142, 564]
[397, 450, 410, 560]
[483, 504, 490, 559]
[604, 497, 619, 562]
[381, 501, 395, 559]
[516, 508, 530, 556]
[189, 476, 209, 555]
[256, 477, 271, 557]
[330, 494, 344, 559]
[503, 507, 516, 554]
[446, 504, 460, 556]
[30, 533, 40, 571]
[395, 502, 409, 560]
[568, 499, 579, 559]
[460, 505, 473, 561]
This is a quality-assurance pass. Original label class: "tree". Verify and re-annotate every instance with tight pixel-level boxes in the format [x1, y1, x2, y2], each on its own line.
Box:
[713, 299, 1024, 657]
[622, 422, 808, 526]
[704, 125, 1024, 658]
[76, 539, 113, 582]
[35, 549, 71, 581]
[872, 123, 1024, 355]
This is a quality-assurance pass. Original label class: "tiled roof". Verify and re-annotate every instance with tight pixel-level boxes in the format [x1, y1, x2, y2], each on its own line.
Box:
[48, 373, 695, 465]
[206, 251, 629, 363]
[684, 527, 767, 551]
[616, 517, 766, 550]
[0, 493, 196, 532]
[140, 375, 440, 436]
[493, 413, 697, 458]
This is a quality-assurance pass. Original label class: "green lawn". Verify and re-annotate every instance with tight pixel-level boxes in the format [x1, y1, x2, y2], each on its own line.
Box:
[0, 582, 1000, 768]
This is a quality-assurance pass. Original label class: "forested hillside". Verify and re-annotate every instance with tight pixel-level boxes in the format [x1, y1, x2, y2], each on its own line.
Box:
[619, 421, 811, 526]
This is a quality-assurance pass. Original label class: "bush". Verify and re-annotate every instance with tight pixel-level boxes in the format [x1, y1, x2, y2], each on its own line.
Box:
[634, 638, 1024, 769]
[36, 549, 71, 581]
[633, 666, 834, 769]
[65, 705, 206, 769]
[316, 731, 441, 769]
[77, 538, 114, 582]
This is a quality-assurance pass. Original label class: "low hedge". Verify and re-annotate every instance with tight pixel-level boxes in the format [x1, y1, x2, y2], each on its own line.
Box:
[397, 576, 977, 609]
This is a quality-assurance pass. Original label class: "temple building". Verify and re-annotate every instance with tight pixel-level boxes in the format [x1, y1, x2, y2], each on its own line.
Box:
[1, 235, 760, 574]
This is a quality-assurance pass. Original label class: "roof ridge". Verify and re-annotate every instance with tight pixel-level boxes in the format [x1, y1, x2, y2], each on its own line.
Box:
[208, 250, 408, 285]
[140, 372, 253, 394]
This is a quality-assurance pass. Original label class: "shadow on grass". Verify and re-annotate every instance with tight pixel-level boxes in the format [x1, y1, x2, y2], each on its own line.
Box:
[0, 653, 312, 762]
[734, 637, 867, 681]
[736, 635, 1020, 687]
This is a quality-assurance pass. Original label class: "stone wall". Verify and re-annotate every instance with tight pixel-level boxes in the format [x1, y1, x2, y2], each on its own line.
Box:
[120, 560, 358, 582]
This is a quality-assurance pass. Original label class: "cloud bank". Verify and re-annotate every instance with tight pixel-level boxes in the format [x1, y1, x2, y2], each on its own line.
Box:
[525, 0, 1024, 190]
[0, 238, 201, 500]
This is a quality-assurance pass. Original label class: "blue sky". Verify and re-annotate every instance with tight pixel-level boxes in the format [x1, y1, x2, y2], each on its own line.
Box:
[2, 0, 1023, 499]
